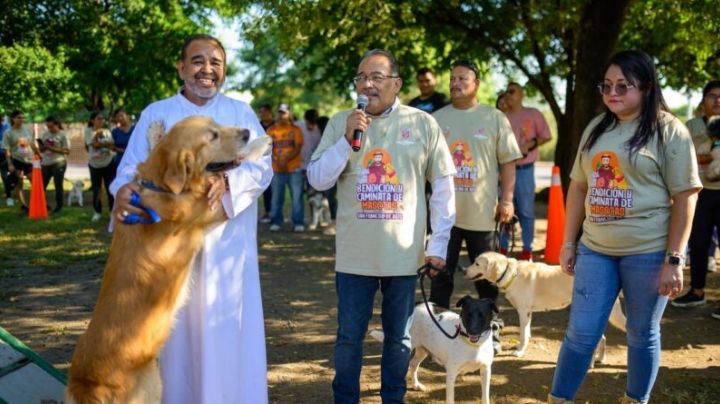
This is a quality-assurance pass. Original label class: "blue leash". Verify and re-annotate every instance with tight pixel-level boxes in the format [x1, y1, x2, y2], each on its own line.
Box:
[121, 191, 162, 225]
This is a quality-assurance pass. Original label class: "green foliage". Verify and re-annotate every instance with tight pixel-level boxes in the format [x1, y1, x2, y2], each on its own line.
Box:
[0, 0, 230, 115]
[0, 44, 81, 116]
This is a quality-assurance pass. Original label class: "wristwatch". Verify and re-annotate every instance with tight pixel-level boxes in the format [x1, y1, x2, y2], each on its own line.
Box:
[665, 251, 685, 267]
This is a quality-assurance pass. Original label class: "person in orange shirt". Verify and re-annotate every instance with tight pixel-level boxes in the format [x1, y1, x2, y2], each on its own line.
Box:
[267, 103, 305, 232]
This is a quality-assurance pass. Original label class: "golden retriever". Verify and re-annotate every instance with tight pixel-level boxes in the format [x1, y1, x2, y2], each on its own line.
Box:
[66, 116, 271, 404]
[465, 251, 626, 360]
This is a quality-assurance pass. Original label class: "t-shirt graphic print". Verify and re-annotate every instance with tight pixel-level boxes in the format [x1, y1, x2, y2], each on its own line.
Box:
[356, 148, 404, 220]
[588, 151, 633, 223]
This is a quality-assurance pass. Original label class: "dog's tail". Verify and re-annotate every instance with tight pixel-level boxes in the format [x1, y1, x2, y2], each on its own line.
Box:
[608, 297, 626, 332]
[368, 329, 385, 342]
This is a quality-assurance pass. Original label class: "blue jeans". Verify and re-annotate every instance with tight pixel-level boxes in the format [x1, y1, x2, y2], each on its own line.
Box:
[550, 243, 668, 403]
[270, 170, 304, 226]
[500, 163, 535, 250]
[333, 272, 416, 404]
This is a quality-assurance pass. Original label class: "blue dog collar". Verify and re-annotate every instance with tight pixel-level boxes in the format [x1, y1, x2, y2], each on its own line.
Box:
[122, 191, 162, 225]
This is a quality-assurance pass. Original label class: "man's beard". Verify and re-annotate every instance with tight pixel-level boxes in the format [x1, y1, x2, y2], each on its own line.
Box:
[185, 76, 223, 100]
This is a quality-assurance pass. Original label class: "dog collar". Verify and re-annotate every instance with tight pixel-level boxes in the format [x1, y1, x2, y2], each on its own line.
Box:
[455, 325, 488, 347]
[138, 179, 168, 193]
[495, 262, 518, 291]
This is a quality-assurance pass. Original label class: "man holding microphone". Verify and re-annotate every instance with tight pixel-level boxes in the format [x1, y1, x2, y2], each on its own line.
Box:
[308, 49, 456, 403]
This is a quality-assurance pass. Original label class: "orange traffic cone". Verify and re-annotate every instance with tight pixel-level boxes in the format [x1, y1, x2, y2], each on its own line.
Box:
[544, 166, 565, 264]
[29, 154, 48, 219]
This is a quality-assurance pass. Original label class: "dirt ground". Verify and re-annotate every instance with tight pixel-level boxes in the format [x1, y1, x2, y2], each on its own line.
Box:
[2, 202, 719, 403]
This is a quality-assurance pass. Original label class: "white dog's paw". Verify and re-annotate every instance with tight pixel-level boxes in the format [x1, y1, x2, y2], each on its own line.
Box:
[308, 224, 317, 231]
[512, 348, 526, 357]
[412, 382, 427, 392]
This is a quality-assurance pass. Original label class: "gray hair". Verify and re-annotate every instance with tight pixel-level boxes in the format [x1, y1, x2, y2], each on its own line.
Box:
[359, 49, 400, 77]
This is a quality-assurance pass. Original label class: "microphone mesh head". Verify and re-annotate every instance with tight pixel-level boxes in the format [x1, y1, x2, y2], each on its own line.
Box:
[357, 94, 369, 108]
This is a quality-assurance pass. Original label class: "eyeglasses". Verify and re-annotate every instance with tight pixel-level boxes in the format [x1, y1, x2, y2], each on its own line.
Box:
[353, 73, 398, 85]
[598, 83, 636, 96]
[705, 93, 720, 102]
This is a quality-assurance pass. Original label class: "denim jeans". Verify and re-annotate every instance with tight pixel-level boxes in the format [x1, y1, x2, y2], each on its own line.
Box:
[270, 170, 304, 226]
[550, 243, 668, 403]
[333, 272, 416, 404]
[500, 163, 535, 250]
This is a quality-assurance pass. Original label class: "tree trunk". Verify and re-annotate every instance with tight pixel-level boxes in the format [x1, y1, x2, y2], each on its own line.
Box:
[555, 0, 633, 191]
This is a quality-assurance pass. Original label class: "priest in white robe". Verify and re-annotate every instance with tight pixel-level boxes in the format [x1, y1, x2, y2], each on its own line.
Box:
[109, 34, 272, 404]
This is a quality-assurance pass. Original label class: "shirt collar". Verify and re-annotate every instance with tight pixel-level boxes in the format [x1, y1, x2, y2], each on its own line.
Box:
[177, 86, 221, 111]
[367, 97, 400, 119]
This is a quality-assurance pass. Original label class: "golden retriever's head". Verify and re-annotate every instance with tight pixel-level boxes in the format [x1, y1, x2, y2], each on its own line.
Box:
[138, 116, 270, 194]
[464, 252, 513, 283]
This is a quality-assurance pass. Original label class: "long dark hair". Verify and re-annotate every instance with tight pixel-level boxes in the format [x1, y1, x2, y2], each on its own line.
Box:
[88, 111, 103, 128]
[45, 116, 64, 130]
[582, 50, 669, 156]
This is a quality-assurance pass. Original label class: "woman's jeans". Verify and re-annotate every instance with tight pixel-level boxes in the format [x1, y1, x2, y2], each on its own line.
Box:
[551, 243, 668, 403]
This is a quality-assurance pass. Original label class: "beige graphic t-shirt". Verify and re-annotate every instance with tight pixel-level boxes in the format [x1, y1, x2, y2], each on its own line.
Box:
[686, 117, 720, 190]
[40, 131, 70, 166]
[84, 127, 115, 169]
[571, 112, 702, 255]
[312, 104, 455, 276]
[2, 127, 35, 163]
[433, 104, 522, 231]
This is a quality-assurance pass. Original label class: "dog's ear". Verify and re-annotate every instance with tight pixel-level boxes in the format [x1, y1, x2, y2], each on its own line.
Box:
[163, 149, 194, 194]
[456, 295, 471, 308]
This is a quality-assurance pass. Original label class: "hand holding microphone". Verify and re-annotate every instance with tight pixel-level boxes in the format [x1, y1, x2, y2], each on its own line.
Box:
[346, 95, 370, 152]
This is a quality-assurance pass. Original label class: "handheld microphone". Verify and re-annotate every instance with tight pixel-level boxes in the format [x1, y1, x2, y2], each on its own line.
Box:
[352, 94, 369, 152]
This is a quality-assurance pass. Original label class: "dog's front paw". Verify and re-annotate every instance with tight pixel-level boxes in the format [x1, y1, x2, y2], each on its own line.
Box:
[308, 224, 317, 231]
[412, 382, 427, 392]
[512, 348, 526, 357]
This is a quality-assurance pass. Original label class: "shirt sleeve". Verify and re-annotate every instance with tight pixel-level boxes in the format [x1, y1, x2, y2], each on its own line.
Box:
[109, 110, 153, 196]
[426, 174, 455, 259]
[533, 109, 552, 141]
[307, 112, 352, 191]
[307, 137, 352, 191]
[661, 119, 703, 195]
[496, 112, 523, 164]
[221, 110, 273, 218]
[424, 116, 456, 181]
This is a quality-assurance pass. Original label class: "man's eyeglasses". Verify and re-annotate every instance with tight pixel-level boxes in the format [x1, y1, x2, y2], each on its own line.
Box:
[353, 74, 398, 86]
[705, 93, 720, 102]
[598, 83, 636, 96]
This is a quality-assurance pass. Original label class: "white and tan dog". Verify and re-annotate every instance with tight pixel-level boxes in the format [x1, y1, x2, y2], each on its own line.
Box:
[67, 180, 85, 207]
[307, 190, 331, 231]
[370, 296, 496, 404]
[465, 251, 626, 359]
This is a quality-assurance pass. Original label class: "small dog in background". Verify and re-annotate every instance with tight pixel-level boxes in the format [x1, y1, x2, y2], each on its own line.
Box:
[307, 188, 331, 231]
[702, 116, 720, 182]
[67, 180, 85, 207]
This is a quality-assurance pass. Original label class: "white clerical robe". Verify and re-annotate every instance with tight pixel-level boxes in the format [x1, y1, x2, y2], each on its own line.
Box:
[109, 90, 272, 404]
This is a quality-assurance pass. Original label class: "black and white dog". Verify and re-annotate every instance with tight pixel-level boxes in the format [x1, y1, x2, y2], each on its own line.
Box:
[370, 296, 496, 404]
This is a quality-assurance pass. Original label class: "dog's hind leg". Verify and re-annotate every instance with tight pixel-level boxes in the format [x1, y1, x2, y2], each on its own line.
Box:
[126, 360, 162, 404]
[409, 347, 429, 391]
[513, 310, 532, 357]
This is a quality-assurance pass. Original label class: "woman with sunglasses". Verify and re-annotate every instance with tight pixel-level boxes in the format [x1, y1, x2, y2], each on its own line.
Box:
[548, 50, 701, 404]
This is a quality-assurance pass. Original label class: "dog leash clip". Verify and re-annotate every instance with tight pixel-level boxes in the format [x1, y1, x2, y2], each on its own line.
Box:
[122, 191, 162, 225]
